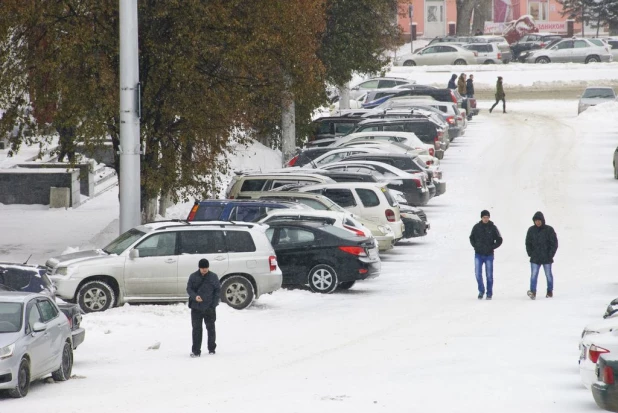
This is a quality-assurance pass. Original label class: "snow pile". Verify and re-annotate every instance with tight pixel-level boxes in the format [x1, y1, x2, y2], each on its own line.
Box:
[576, 101, 618, 121]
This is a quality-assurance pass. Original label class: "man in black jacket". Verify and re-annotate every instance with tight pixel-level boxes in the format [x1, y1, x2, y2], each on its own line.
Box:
[525, 211, 558, 300]
[469, 210, 503, 300]
[187, 259, 221, 357]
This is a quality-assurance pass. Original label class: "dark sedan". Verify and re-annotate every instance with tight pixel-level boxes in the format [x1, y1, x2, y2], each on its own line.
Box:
[265, 221, 380, 293]
[592, 353, 618, 412]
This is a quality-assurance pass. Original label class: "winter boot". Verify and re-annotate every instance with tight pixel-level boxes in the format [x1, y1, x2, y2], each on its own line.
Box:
[190, 353, 200, 358]
[486, 296, 492, 300]
[489, 107, 493, 114]
[478, 292, 484, 300]
[527, 290, 536, 300]
[546, 291, 553, 298]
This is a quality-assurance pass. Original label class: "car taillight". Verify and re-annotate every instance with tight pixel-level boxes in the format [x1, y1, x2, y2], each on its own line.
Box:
[426, 160, 432, 166]
[457, 116, 463, 121]
[187, 203, 199, 221]
[287, 155, 299, 167]
[446, 116, 455, 125]
[539, 42, 545, 47]
[65, 313, 73, 329]
[343, 225, 366, 236]
[604, 366, 615, 384]
[589, 345, 610, 363]
[497, 52, 502, 59]
[428, 147, 435, 157]
[450, 91, 457, 104]
[413, 178, 422, 188]
[269, 256, 277, 271]
[385, 209, 396, 222]
[338, 246, 367, 257]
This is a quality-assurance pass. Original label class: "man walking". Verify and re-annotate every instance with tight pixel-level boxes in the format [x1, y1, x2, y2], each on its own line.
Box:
[187, 259, 221, 357]
[466, 74, 475, 98]
[469, 210, 503, 300]
[489, 76, 506, 113]
[525, 211, 558, 300]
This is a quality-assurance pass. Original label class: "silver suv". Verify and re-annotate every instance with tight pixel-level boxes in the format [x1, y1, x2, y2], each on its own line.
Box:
[46, 221, 282, 312]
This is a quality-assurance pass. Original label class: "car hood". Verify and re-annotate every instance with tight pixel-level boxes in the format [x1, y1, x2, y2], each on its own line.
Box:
[46, 249, 110, 269]
[0, 332, 20, 347]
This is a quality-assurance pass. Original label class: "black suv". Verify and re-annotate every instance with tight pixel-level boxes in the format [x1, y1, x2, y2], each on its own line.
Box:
[511, 34, 563, 60]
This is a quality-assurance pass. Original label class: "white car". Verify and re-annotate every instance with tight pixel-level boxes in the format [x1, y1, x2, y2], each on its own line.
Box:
[309, 147, 387, 168]
[349, 77, 414, 100]
[578, 87, 617, 114]
[394, 44, 477, 66]
[47, 221, 282, 312]
[525, 38, 613, 64]
[580, 329, 618, 389]
[297, 182, 404, 241]
[328, 131, 425, 151]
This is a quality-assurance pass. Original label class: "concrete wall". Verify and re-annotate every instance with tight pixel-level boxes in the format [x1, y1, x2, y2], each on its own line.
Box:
[75, 141, 116, 168]
[0, 169, 81, 207]
[15, 163, 94, 197]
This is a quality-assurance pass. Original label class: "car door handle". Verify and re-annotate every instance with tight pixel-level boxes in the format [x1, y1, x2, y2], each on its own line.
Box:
[214, 256, 225, 261]
[164, 259, 176, 264]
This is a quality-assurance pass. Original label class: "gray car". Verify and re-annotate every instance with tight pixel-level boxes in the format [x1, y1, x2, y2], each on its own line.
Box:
[524, 38, 613, 64]
[578, 87, 616, 114]
[0, 292, 73, 398]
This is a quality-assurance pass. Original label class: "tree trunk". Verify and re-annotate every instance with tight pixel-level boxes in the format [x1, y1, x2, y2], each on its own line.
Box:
[142, 196, 158, 223]
[158, 191, 172, 217]
[281, 90, 296, 167]
[456, 0, 477, 35]
[338, 83, 350, 110]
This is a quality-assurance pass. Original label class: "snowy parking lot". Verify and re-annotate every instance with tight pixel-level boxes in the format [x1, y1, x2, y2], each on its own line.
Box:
[2, 86, 618, 410]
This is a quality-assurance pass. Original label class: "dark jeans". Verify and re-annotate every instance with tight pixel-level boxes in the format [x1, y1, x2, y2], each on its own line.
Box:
[475, 253, 494, 297]
[530, 263, 554, 293]
[191, 308, 216, 355]
[490, 97, 506, 113]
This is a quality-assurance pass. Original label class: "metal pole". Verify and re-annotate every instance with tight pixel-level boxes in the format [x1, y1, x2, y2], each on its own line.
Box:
[119, 0, 141, 233]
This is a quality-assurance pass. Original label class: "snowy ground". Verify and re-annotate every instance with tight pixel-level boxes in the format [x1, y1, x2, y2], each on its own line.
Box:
[2, 95, 618, 412]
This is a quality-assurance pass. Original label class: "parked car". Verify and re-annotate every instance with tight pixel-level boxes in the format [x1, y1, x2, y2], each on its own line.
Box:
[463, 42, 510, 64]
[511, 33, 563, 60]
[46, 221, 282, 312]
[592, 353, 618, 412]
[394, 44, 477, 66]
[309, 116, 363, 143]
[580, 329, 618, 389]
[308, 147, 387, 169]
[605, 298, 618, 318]
[327, 131, 433, 155]
[0, 263, 85, 350]
[0, 292, 74, 398]
[607, 39, 618, 61]
[578, 87, 616, 114]
[349, 77, 414, 100]
[225, 172, 335, 199]
[286, 147, 333, 168]
[297, 182, 404, 241]
[523, 38, 613, 64]
[265, 221, 380, 293]
[258, 209, 372, 239]
[186, 199, 309, 222]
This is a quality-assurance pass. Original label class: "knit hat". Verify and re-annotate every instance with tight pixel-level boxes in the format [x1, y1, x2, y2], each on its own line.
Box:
[481, 210, 490, 218]
[198, 259, 210, 269]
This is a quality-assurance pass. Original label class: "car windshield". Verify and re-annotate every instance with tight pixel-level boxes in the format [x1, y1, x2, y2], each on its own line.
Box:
[0, 303, 23, 333]
[582, 88, 615, 99]
[320, 225, 363, 239]
[103, 228, 146, 255]
[589, 39, 604, 46]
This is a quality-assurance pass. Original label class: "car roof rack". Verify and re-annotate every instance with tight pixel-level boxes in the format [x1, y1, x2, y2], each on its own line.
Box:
[153, 221, 258, 231]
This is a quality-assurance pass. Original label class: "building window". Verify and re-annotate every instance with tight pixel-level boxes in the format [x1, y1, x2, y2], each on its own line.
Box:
[528, 0, 549, 21]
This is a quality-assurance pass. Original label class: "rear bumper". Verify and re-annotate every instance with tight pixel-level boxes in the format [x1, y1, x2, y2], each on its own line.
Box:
[433, 179, 446, 196]
[340, 259, 381, 282]
[255, 271, 283, 298]
[72, 327, 86, 350]
[402, 217, 427, 238]
[404, 189, 430, 207]
[592, 382, 618, 412]
[375, 235, 395, 251]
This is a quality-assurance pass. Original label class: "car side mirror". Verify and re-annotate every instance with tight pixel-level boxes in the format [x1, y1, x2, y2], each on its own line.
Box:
[129, 249, 140, 259]
[32, 322, 47, 333]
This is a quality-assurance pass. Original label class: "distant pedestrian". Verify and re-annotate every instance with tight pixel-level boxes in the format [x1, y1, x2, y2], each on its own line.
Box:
[457, 73, 467, 96]
[489, 76, 506, 113]
[475, 28, 483, 36]
[466, 74, 475, 98]
[187, 259, 221, 357]
[525, 211, 558, 300]
[447, 74, 457, 90]
[469, 210, 503, 300]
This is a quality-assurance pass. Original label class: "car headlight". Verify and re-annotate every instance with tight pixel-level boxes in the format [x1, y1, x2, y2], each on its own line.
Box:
[0, 343, 15, 360]
[55, 265, 77, 277]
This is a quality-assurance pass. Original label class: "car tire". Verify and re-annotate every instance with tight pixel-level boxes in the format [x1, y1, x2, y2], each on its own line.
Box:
[8, 358, 30, 398]
[403, 60, 415, 66]
[535, 57, 550, 64]
[52, 341, 73, 381]
[614, 162, 618, 180]
[221, 276, 254, 310]
[338, 281, 356, 290]
[454, 59, 467, 65]
[483, 60, 494, 64]
[77, 280, 116, 313]
[585, 55, 600, 63]
[308, 264, 338, 294]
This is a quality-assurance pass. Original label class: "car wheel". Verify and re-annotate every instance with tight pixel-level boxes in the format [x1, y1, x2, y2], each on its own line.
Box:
[454, 59, 467, 65]
[338, 281, 356, 290]
[52, 341, 73, 381]
[403, 60, 415, 66]
[77, 280, 116, 313]
[483, 60, 494, 64]
[535, 57, 550, 64]
[308, 264, 338, 294]
[8, 358, 30, 398]
[221, 276, 254, 310]
[585, 55, 600, 63]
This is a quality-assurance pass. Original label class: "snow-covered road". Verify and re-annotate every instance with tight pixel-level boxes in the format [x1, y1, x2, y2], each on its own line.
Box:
[3, 100, 618, 413]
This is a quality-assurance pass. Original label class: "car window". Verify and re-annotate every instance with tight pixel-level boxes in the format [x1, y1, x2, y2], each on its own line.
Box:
[421, 46, 437, 54]
[393, 159, 413, 170]
[240, 179, 267, 192]
[0, 302, 23, 333]
[334, 122, 357, 135]
[37, 299, 58, 323]
[395, 80, 409, 85]
[316, 152, 346, 166]
[103, 228, 146, 255]
[225, 231, 257, 253]
[382, 187, 398, 207]
[278, 228, 315, 244]
[582, 88, 615, 99]
[321, 165, 347, 172]
[294, 198, 328, 210]
[383, 124, 405, 132]
[574, 40, 589, 48]
[355, 188, 380, 207]
[323, 189, 357, 207]
[556, 40, 573, 49]
[588, 39, 603, 47]
[315, 122, 331, 135]
[440, 46, 457, 53]
[0, 267, 32, 290]
[265, 228, 275, 242]
[359, 80, 379, 89]
[343, 166, 376, 174]
[609, 41, 618, 49]
[27, 301, 41, 330]
[378, 80, 397, 88]
[231, 206, 262, 221]
[194, 204, 225, 221]
[179, 230, 226, 254]
[135, 232, 178, 257]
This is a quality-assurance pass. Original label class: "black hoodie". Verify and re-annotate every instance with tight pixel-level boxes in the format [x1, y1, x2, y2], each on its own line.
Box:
[525, 211, 558, 264]
[447, 74, 457, 90]
[469, 220, 503, 255]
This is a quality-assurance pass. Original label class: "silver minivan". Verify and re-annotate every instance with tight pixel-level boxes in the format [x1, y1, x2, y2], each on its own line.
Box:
[463, 43, 511, 64]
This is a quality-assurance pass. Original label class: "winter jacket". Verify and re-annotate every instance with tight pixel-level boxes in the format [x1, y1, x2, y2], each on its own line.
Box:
[457, 77, 467, 96]
[466, 78, 475, 97]
[495, 80, 505, 99]
[469, 220, 503, 255]
[525, 211, 558, 264]
[447, 75, 457, 89]
[186, 270, 221, 311]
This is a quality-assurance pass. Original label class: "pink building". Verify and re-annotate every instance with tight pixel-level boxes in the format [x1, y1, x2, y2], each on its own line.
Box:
[398, 0, 581, 38]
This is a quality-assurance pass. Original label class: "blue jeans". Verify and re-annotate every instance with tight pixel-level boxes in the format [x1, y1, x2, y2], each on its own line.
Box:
[530, 263, 553, 293]
[475, 254, 494, 297]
